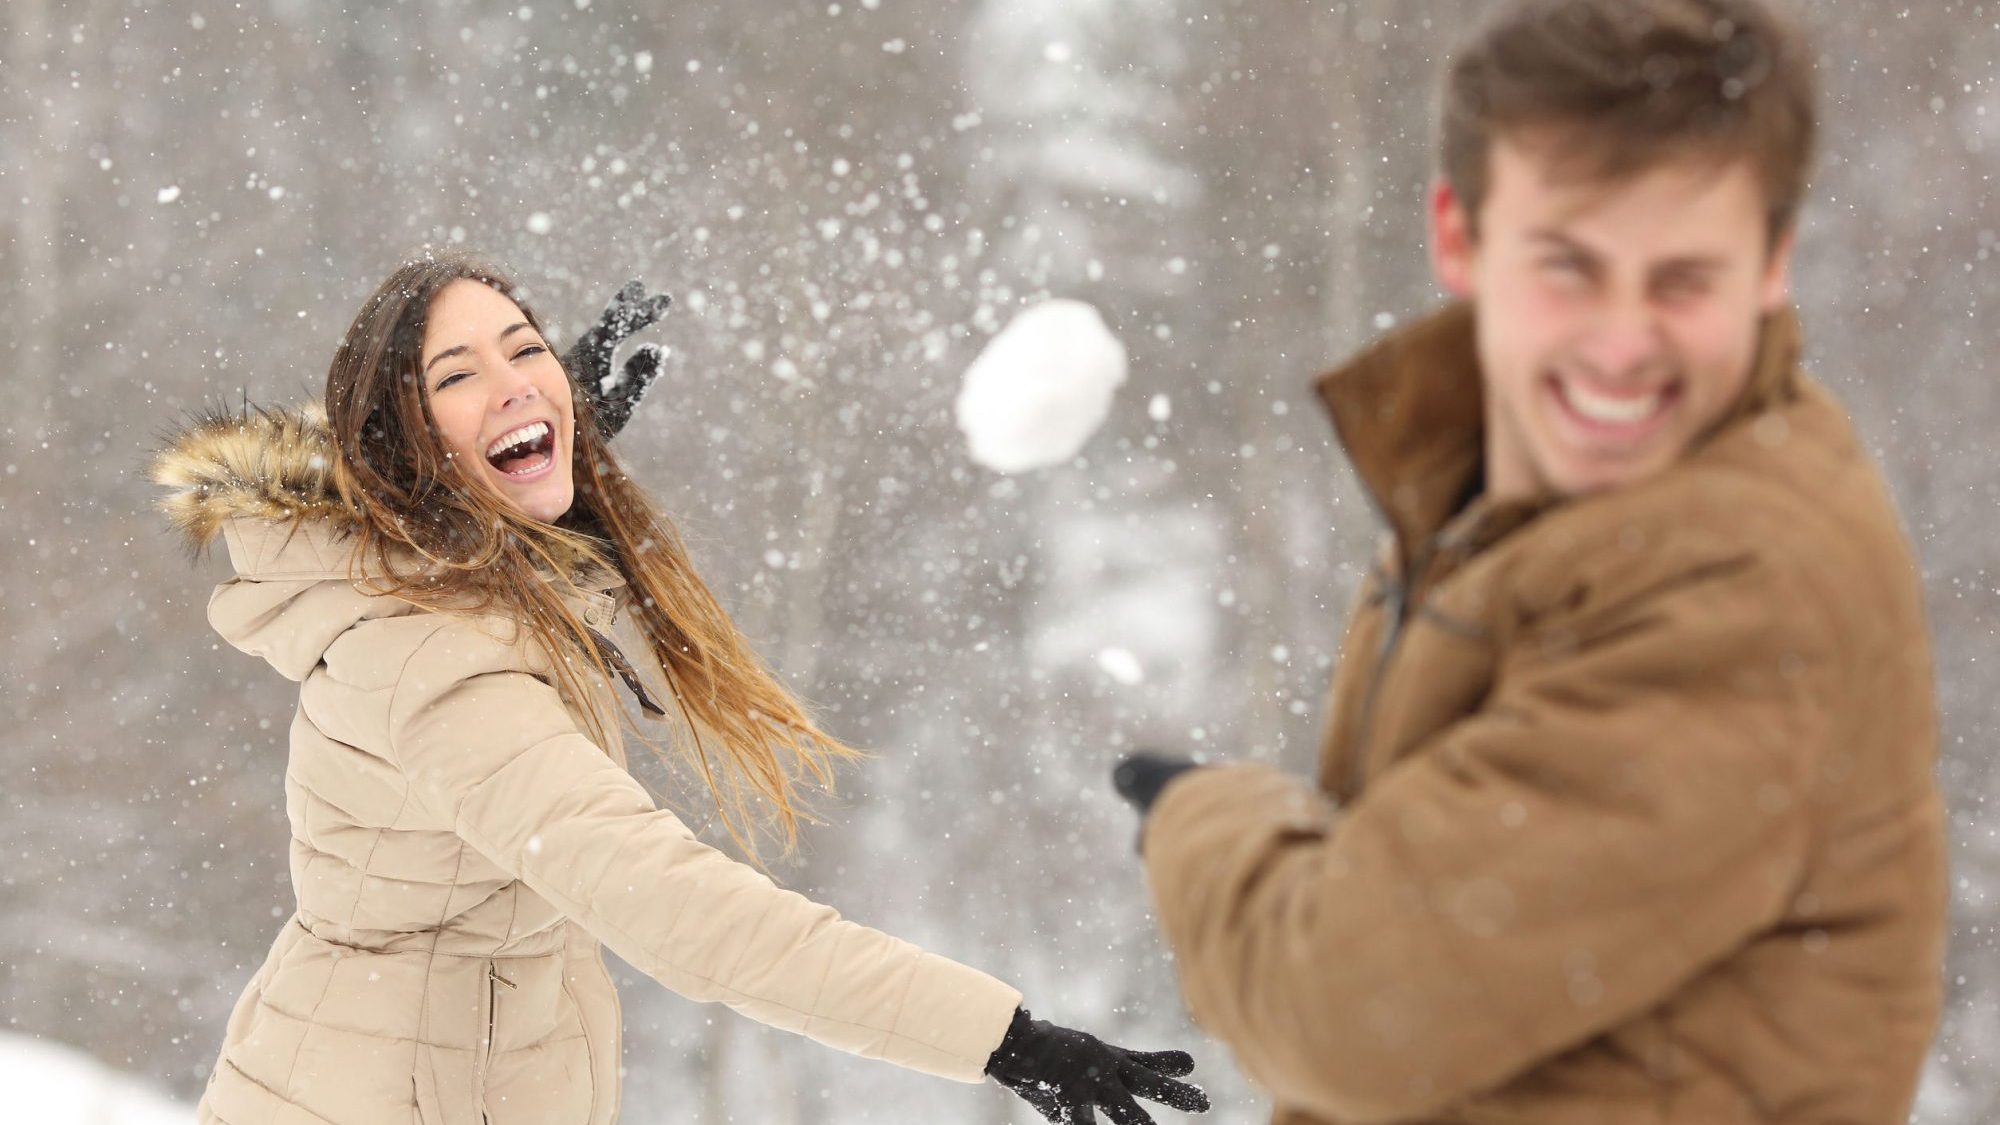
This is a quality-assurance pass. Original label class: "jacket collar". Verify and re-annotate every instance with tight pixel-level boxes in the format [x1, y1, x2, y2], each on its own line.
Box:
[1313, 300, 1805, 568]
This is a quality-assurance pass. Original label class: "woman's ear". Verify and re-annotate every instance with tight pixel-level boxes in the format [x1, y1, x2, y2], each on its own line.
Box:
[1428, 178, 1477, 299]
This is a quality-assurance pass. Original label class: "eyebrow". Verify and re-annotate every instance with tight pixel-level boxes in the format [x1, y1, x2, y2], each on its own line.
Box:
[423, 321, 536, 378]
[1527, 229, 1728, 273]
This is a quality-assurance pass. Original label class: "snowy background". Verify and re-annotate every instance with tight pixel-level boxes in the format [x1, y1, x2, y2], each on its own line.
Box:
[3, 0, 1997, 1121]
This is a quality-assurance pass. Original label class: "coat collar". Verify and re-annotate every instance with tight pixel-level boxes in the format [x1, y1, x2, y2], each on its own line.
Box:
[1312, 300, 1805, 568]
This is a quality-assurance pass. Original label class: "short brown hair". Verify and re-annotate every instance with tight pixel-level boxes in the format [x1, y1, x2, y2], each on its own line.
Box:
[1439, 0, 1817, 244]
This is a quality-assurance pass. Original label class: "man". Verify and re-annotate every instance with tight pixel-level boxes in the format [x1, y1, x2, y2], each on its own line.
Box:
[1114, 1, 1947, 1121]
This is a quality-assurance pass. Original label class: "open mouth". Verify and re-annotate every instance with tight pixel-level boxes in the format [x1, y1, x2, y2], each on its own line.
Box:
[484, 419, 557, 478]
[1546, 373, 1681, 444]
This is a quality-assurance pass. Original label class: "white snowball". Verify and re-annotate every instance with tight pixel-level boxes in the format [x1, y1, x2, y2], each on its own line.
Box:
[1095, 646, 1145, 685]
[955, 299, 1128, 473]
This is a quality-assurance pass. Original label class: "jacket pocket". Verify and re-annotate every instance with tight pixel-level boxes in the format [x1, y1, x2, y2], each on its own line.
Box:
[479, 960, 517, 1121]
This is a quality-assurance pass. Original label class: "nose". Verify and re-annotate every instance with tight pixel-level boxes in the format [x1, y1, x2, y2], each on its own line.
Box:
[1574, 305, 1666, 384]
[495, 368, 540, 413]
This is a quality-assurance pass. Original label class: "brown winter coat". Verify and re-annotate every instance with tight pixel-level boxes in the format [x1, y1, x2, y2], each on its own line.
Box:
[151, 404, 1021, 1125]
[1139, 302, 1947, 1124]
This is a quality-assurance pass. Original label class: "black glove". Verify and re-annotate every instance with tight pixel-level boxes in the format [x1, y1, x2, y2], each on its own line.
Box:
[1112, 752, 1201, 817]
[562, 279, 673, 440]
[986, 1007, 1210, 1124]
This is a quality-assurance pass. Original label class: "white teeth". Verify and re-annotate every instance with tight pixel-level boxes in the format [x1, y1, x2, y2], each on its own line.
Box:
[484, 420, 550, 459]
[1562, 381, 1666, 425]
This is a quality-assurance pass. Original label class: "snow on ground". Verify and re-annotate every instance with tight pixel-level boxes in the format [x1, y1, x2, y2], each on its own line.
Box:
[955, 298, 1129, 472]
[1, 1032, 193, 1124]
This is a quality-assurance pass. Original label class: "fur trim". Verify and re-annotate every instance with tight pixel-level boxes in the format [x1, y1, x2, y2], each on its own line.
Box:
[149, 399, 352, 554]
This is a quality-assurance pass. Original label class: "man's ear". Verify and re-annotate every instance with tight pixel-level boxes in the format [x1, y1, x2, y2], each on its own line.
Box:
[1429, 178, 1477, 299]
[1760, 224, 1797, 314]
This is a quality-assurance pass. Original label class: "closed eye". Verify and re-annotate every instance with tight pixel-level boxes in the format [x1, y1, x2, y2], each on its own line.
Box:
[1655, 272, 1714, 300]
[514, 344, 547, 360]
[435, 370, 470, 391]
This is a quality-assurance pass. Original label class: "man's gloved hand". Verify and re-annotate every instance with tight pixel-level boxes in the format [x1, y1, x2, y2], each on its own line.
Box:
[1111, 752, 1202, 855]
[562, 279, 673, 440]
[986, 1007, 1210, 1124]
[1112, 752, 1201, 817]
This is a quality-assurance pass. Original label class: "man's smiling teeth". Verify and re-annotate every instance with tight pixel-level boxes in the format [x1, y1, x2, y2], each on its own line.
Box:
[484, 420, 550, 459]
[1559, 379, 1669, 424]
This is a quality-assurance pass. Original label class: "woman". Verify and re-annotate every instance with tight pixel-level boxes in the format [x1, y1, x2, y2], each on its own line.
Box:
[150, 251, 1209, 1125]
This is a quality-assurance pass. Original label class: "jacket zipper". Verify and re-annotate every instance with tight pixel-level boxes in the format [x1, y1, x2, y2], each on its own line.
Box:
[1336, 475, 1512, 800]
[1343, 568, 1412, 800]
[481, 961, 517, 1123]
[1339, 520, 1495, 801]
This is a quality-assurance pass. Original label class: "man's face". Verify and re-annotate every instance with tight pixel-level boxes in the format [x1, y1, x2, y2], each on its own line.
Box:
[1429, 133, 1796, 501]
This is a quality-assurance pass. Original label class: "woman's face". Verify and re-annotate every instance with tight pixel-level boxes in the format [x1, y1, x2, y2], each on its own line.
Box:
[419, 279, 576, 522]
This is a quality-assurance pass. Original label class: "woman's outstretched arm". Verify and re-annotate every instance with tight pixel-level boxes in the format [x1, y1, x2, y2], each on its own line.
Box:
[384, 612, 1018, 1082]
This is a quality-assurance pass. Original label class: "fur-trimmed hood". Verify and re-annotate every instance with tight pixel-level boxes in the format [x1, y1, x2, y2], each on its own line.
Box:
[147, 398, 612, 586]
[149, 399, 353, 558]
[148, 397, 625, 680]
[150, 399, 423, 680]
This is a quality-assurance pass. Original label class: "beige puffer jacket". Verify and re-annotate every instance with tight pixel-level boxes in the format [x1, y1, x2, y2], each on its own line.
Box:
[152, 403, 1021, 1125]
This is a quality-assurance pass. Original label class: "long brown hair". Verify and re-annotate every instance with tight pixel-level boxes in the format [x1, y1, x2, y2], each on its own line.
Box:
[324, 249, 860, 859]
